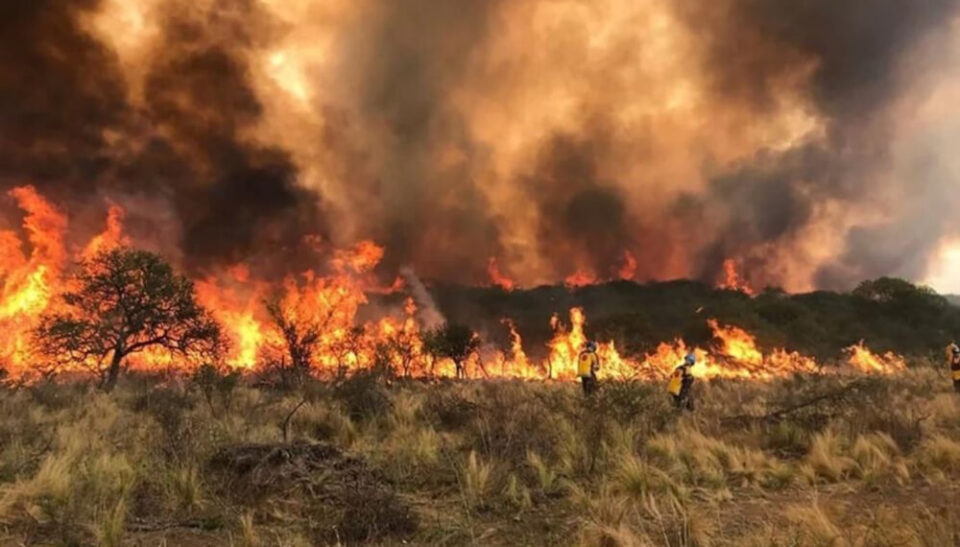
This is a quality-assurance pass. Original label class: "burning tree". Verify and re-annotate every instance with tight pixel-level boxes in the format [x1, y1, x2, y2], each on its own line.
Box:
[265, 297, 323, 385]
[387, 327, 419, 378]
[34, 249, 223, 391]
[329, 326, 366, 378]
[261, 258, 374, 384]
[424, 323, 480, 379]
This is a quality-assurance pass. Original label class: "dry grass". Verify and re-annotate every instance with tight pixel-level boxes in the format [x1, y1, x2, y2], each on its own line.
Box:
[0, 370, 957, 544]
[460, 450, 494, 508]
[914, 434, 960, 480]
[784, 499, 845, 546]
[802, 429, 859, 483]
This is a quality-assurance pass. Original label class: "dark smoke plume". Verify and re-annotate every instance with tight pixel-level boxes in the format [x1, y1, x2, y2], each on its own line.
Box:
[679, 0, 960, 289]
[0, 0, 325, 273]
[1, 0, 959, 291]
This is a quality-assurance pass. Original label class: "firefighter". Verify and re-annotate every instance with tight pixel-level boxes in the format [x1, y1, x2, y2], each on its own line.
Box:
[668, 352, 696, 410]
[578, 341, 600, 396]
[948, 343, 960, 393]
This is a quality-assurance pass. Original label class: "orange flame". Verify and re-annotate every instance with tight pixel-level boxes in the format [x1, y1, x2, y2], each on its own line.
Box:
[619, 250, 638, 280]
[194, 271, 266, 369]
[81, 203, 129, 260]
[846, 341, 906, 374]
[487, 257, 516, 291]
[636, 320, 818, 381]
[495, 318, 540, 378]
[718, 258, 755, 296]
[705, 319, 818, 379]
[0, 187, 68, 373]
[564, 269, 596, 288]
[0, 187, 914, 384]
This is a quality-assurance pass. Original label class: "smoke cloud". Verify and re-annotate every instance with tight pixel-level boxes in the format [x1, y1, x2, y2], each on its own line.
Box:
[2, 0, 960, 291]
[399, 267, 445, 329]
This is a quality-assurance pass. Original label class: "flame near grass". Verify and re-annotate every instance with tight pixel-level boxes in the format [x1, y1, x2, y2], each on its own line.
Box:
[0, 186, 912, 383]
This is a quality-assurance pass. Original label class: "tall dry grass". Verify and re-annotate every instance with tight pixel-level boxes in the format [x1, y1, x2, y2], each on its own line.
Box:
[0, 368, 955, 544]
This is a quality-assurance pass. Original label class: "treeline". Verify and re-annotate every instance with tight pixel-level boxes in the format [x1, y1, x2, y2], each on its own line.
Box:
[383, 277, 960, 363]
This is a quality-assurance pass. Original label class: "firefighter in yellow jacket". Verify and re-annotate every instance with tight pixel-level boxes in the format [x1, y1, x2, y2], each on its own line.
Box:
[669, 352, 696, 410]
[948, 343, 960, 393]
[578, 341, 600, 396]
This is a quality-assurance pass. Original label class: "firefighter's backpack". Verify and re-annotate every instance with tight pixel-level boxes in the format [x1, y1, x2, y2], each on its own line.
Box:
[668, 369, 683, 396]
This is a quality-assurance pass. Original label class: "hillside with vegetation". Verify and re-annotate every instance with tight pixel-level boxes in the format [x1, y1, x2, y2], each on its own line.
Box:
[412, 277, 960, 363]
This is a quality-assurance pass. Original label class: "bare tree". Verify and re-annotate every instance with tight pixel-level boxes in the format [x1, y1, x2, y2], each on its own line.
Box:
[35, 248, 223, 391]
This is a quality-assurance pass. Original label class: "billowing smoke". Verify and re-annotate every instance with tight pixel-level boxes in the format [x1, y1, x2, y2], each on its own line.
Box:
[678, 0, 960, 289]
[0, 0, 325, 272]
[399, 267, 444, 329]
[2, 0, 960, 291]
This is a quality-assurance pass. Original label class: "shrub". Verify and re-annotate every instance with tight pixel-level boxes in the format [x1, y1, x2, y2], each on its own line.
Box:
[192, 364, 241, 414]
[762, 422, 812, 459]
[333, 369, 392, 422]
[465, 383, 559, 464]
[130, 386, 195, 459]
[420, 387, 477, 431]
[28, 379, 89, 411]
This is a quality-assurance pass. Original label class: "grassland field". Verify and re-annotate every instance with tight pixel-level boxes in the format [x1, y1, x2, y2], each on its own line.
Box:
[1, 364, 960, 546]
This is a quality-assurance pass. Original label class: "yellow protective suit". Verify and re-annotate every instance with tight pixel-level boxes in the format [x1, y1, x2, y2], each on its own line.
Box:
[668, 369, 683, 396]
[577, 351, 599, 377]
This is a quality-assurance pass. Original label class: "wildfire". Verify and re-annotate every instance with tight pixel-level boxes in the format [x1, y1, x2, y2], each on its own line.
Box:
[0, 187, 916, 384]
[546, 308, 588, 379]
[619, 250, 638, 281]
[708, 319, 818, 378]
[495, 318, 538, 378]
[635, 320, 818, 381]
[564, 269, 596, 288]
[846, 341, 906, 374]
[487, 257, 516, 291]
[709, 319, 763, 365]
[81, 204, 129, 260]
[0, 187, 67, 372]
[0, 188, 145, 374]
[193, 269, 266, 369]
[718, 258, 755, 296]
